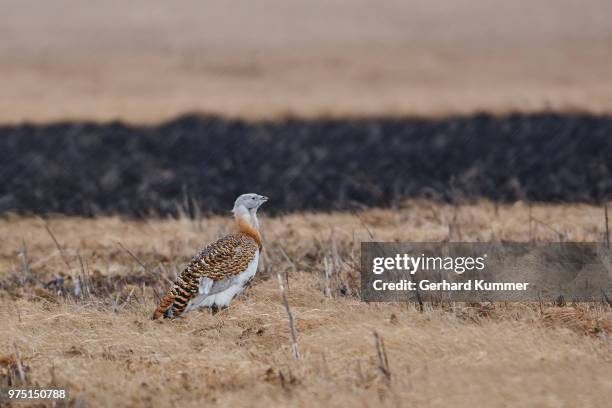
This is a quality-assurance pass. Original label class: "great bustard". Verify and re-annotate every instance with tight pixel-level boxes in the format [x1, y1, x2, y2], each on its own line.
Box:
[152, 193, 267, 319]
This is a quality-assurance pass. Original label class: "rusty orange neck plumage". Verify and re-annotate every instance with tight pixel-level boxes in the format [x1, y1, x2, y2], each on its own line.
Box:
[235, 213, 262, 249]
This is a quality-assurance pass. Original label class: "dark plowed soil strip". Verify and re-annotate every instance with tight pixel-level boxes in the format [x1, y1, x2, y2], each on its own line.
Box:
[1, 113, 610, 217]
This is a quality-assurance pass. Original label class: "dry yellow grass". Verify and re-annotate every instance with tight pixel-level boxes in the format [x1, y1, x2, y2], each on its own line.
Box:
[1, 201, 611, 407]
[2, 0, 612, 123]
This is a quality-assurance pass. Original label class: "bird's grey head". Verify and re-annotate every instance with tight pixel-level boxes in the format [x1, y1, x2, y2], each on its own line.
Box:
[232, 193, 268, 214]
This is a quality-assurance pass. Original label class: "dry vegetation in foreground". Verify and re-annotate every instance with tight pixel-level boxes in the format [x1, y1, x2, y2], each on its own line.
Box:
[1, 201, 611, 407]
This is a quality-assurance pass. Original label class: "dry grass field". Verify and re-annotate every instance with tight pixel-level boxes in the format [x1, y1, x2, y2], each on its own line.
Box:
[3, 2, 611, 407]
[1, 201, 611, 407]
[2, 0, 612, 124]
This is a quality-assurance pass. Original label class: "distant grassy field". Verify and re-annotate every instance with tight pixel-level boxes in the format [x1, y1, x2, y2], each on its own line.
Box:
[2, 0, 612, 124]
[1, 201, 611, 407]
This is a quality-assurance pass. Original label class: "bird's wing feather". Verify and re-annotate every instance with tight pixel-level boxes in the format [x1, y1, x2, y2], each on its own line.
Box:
[152, 233, 258, 319]
[198, 277, 214, 295]
[199, 277, 233, 296]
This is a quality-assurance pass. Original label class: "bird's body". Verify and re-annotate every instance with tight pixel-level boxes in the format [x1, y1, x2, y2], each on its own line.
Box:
[185, 250, 259, 312]
[152, 193, 267, 319]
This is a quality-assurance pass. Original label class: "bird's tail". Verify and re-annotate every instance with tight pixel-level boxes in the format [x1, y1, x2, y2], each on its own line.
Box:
[151, 291, 175, 320]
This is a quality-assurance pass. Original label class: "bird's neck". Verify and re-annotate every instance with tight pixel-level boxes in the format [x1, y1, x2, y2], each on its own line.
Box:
[234, 207, 262, 249]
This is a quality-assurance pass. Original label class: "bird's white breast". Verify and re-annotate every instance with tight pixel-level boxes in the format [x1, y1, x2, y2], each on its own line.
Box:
[237, 250, 259, 285]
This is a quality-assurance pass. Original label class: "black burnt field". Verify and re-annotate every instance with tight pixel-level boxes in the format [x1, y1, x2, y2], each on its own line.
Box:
[0, 113, 610, 217]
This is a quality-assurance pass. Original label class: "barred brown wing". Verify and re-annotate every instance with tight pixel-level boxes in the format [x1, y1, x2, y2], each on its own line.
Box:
[152, 233, 258, 319]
